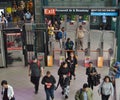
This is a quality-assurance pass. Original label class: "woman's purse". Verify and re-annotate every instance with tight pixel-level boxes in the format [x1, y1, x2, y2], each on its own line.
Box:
[11, 97, 15, 100]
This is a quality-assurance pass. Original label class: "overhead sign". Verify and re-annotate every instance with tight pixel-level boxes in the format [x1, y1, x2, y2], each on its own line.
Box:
[44, 8, 56, 15]
[90, 8, 119, 16]
[44, 8, 119, 16]
[91, 12, 118, 16]
[44, 8, 90, 15]
[55, 8, 90, 14]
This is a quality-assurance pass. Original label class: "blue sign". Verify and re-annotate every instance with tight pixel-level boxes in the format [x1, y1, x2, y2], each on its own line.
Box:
[91, 12, 118, 16]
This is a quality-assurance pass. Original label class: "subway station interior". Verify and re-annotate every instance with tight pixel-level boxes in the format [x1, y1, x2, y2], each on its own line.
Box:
[0, 0, 120, 100]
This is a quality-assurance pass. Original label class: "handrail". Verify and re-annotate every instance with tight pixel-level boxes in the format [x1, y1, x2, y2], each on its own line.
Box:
[53, 49, 109, 52]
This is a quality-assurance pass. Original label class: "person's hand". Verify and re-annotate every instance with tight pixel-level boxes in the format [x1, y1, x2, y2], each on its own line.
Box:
[93, 72, 97, 75]
[41, 72, 44, 77]
[28, 73, 31, 76]
[99, 93, 101, 96]
[63, 75, 67, 78]
[67, 60, 70, 62]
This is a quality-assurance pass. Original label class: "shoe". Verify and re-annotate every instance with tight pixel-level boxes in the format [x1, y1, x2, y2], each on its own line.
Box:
[65, 95, 68, 99]
[35, 91, 38, 94]
[81, 48, 83, 51]
[61, 91, 64, 95]
[51, 97, 54, 100]
[74, 77, 76, 80]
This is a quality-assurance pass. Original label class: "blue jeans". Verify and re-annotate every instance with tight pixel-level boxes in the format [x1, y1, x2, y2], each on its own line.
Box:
[45, 88, 54, 100]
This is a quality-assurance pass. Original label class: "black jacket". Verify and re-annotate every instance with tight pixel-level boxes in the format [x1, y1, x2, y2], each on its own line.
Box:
[66, 57, 77, 70]
[86, 67, 97, 76]
[41, 75, 56, 89]
[58, 67, 70, 87]
[58, 67, 70, 78]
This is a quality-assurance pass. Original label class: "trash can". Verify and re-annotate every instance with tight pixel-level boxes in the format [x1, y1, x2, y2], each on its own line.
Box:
[97, 56, 103, 67]
[47, 55, 53, 67]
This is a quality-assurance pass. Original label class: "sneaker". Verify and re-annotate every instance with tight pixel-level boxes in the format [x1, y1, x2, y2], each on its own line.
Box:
[81, 48, 83, 51]
[65, 95, 68, 99]
[51, 97, 54, 100]
[61, 91, 64, 95]
[74, 77, 76, 80]
[35, 91, 38, 94]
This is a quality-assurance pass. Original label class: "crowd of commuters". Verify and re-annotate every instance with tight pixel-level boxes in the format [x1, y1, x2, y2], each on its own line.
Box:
[2, 56, 120, 100]
[1, 16, 120, 100]
[0, 0, 33, 25]
[46, 17, 88, 57]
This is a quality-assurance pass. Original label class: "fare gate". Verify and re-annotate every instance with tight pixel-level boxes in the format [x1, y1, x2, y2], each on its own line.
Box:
[24, 23, 48, 66]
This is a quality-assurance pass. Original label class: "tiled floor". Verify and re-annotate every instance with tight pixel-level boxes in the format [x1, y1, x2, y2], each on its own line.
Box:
[0, 65, 113, 100]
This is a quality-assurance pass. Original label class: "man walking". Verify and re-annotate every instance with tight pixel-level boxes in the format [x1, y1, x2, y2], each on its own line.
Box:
[58, 27, 67, 48]
[86, 62, 97, 90]
[76, 25, 86, 50]
[41, 71, 56, 100]
[75, 83, 93, 100]
[28, 56, 43, 94]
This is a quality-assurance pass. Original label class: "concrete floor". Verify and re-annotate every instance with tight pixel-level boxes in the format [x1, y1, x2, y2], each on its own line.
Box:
[0, 65, 113, 100]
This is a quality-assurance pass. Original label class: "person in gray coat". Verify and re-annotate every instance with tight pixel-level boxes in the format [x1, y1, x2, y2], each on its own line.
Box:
[98, 76, 114, 100]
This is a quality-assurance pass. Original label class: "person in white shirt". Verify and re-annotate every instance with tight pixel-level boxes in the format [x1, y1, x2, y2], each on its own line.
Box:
[1, 80, 15, 100]
[98, 76, 114, 100]
[76, 25, 87, 50]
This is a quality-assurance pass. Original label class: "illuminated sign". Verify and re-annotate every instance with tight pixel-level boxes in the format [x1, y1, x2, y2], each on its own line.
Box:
[90, 8, 119, 16]
[55, 8, 90, 14]
[91, 12, 118, 16]
[44, 8, 119, 16]
[44, 8, 56, 15]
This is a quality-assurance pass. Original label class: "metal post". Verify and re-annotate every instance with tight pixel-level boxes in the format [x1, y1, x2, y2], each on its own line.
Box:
[117, 16, 120, 61]
[75, 15, 79, 56]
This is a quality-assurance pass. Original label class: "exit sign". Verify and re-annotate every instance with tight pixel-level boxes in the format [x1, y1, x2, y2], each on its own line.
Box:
[44, 8, 56, 15]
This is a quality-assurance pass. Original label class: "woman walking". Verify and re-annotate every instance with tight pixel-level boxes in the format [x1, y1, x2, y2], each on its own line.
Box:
[58, 62, 70, 99]
[66, 52, 77, 80]
[98, 76, 114, 100]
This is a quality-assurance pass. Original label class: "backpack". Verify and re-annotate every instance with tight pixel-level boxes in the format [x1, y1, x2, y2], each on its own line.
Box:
[77, 29, 84, 39]
[57, 31, 62, 39]
[29, 60, 41, 69]
[75, 89, 82, 100]
[68, 41, 73, 49]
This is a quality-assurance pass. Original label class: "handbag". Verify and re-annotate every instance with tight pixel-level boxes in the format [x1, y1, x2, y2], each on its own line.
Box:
[11, 97, 15, 100]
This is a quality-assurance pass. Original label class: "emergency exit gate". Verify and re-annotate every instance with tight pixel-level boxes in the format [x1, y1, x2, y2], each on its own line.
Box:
[24, 23, 48, 66]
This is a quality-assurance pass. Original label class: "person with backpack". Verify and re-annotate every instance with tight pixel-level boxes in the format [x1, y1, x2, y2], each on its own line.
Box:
[65, 38, 74, 58]
[58, 62, 70, 99]
[76, 25, 87, 50]
[75, 83, 93, 100]
[57, 27, 67, 48]
[41, 71, 56, 100]
[28, 56, 44, 94]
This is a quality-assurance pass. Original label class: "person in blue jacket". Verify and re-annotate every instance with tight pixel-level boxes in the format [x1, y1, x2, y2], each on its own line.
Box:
[114, 62, 120, 78]
[57, 27, 67, 48]
[112, 62, 120, 78]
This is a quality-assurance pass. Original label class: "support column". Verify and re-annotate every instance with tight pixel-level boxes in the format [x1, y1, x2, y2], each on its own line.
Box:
[34, 0, 44, 23]
[117, 16, 120, 61]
